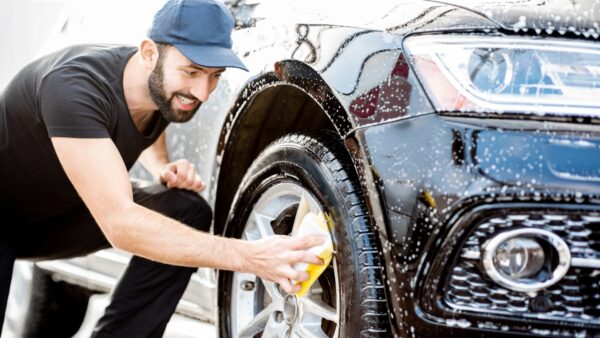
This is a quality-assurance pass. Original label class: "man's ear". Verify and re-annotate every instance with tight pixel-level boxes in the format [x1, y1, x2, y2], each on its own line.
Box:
[140, 39, 161, 71]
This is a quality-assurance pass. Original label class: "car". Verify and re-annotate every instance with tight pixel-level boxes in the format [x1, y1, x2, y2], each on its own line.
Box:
[3, 0, 600, 337]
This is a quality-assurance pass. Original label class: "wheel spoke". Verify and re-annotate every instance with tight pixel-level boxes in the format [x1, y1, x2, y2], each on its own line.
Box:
[262, 315, 288, 338]
[242, 227, 261, 241]
[295, 323, 329, 338]
[237, 302, 277, 338]
[301, 296, 338, 323]
[262, 279, 282, 301]
[252, 211, 275, 239]
[310, 283, 323, 295]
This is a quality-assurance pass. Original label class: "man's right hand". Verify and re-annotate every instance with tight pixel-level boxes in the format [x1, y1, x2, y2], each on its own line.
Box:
[239, 235, 326, 294]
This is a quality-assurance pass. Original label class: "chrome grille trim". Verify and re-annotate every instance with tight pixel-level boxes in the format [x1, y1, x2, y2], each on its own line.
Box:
[570, 258, 600, 269]
[461, 251, 600, 269]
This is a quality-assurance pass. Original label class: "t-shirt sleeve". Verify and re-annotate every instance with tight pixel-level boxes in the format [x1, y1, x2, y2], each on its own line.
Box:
[39, 67, 113, 138]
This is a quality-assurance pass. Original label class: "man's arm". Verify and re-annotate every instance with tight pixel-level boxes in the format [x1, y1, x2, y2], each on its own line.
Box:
[138, 131, 205, 192]
[51, 137, 323, 293]
[138, 131, 169, 179]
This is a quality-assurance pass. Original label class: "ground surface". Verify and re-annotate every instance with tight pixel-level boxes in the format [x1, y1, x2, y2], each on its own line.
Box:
[2, 294, 216, 338]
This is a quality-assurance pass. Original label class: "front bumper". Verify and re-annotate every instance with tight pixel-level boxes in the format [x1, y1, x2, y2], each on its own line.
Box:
[349, 114, 600, 337]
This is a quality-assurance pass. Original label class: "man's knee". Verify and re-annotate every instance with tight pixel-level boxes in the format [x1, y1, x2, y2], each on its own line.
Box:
[164, 189, 212, 232]
[134, 184, 212, 232]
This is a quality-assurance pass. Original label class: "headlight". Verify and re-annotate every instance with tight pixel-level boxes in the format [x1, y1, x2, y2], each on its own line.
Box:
[467, 49, 513, 94]
[404, 35, 600, 117]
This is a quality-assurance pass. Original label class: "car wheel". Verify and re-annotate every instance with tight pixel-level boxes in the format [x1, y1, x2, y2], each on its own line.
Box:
[5, 262, 90, 337]
[218, 133, 390, 337]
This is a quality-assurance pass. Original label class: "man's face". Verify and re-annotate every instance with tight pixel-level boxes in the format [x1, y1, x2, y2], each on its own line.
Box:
[148, 45, 225, 123]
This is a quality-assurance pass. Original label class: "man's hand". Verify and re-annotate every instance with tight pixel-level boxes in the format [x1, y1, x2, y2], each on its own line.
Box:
[159, 159, 206, 192]
[240, 235, 326, 294]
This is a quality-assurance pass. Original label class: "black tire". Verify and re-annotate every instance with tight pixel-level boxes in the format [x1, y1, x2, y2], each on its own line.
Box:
[218, 132, 390, 337]
[6, 263, 90, 338]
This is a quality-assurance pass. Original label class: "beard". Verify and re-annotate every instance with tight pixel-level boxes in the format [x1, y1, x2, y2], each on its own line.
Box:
[148, 59, 199, 123]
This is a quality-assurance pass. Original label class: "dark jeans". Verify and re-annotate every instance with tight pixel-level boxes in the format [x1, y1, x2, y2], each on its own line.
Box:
[0, 182, 212, 337]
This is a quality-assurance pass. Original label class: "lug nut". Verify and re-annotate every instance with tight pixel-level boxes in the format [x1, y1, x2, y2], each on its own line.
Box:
[241, 280, 255, 291]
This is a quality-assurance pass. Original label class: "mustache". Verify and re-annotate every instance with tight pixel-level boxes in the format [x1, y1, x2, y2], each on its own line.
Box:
[172, 92, 197, 101]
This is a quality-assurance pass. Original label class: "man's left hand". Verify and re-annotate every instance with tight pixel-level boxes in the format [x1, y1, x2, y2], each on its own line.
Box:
[159, 159, 206, 192]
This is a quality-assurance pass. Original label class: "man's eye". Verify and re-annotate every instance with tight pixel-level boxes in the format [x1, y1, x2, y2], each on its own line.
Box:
[184, 70, 197, 76]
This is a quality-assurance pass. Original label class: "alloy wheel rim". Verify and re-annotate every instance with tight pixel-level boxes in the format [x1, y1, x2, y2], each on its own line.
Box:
[230, 182, 340, 338]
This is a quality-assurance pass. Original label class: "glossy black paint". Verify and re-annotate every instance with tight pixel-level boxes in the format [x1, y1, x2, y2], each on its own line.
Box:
[351, 115, 600, 336]
[213, 27, 435, 230]
[431, 0, 600, 37]
[210, 0, 600, 336]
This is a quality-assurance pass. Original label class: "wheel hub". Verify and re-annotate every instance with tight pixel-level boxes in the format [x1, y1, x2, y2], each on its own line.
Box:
[229, 182, 340, 338]
[283, 295, 299, 324]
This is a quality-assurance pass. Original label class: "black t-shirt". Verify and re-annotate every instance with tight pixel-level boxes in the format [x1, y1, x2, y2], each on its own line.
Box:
[0, 44, 169, 225]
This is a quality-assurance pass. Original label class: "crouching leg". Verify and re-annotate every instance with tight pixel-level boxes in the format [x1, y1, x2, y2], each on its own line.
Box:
[93, 183, 212, 338]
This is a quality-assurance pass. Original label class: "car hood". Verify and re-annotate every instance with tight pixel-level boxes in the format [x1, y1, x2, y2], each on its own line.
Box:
[237, 0, 498, 32]
[428, 0, 600, 37]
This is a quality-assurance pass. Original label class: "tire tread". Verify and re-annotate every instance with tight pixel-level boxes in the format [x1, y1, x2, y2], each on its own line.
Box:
[271, 133, 390, 337]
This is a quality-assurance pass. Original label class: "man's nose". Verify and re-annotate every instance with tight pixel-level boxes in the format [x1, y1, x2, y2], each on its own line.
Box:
[190, 77, 210, 102]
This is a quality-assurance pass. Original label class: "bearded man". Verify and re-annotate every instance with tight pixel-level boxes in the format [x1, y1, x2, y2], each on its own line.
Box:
[0, 0, 323, 336]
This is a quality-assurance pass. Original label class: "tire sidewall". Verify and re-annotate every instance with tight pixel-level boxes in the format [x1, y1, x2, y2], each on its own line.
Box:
[218, 139, 367, 337]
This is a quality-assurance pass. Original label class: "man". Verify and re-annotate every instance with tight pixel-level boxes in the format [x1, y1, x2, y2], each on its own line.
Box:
[0, 0, 324, 336]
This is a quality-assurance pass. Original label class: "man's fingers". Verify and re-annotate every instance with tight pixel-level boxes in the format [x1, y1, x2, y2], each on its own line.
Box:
[168, 162, 183, 183]
[168, 162, 179, 173]
[184, 164, 196, 186]
[162, 170, 177, 185]
[289, 250, 323, 266]
[176, 162, 190, 183]
[191, 176, 206, 192]
[164, 162, 184, 187]
[305, 253, 324, 266]
[290, 234, 326, 250]
[278, 278, 301, 294]
[279, 266, 307, 282]
[293, 270, 310, 282]
[162, 160, 205, 191]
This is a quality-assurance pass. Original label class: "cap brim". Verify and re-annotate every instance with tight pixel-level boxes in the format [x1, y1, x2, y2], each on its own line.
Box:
[174, 44, 249, 72]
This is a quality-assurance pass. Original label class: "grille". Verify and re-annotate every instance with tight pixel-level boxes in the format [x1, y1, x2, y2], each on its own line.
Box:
[445, 209, 600, 322]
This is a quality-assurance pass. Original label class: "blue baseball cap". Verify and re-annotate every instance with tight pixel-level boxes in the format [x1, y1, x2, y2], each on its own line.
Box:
[148, 0, 248, 71]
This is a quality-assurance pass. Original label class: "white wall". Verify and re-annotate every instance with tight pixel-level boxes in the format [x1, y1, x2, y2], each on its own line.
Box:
[0, 0, 70, 89]
[0, 0, 164, 89]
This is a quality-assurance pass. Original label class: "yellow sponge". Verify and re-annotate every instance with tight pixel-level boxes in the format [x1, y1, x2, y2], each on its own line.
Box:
[291, 200, 334, 297]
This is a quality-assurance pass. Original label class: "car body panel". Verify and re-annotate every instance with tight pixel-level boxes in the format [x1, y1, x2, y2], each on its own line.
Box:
[429, 0, 600, 37]
[350, 114, 600, 336]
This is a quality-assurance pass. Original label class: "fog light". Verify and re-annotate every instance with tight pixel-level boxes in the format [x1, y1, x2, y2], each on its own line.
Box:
[482, 228, 571, 293]
[494, 237, 545, 279]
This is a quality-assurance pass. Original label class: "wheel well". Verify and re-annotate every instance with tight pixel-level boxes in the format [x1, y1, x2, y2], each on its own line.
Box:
[214, 84, 338, 234]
